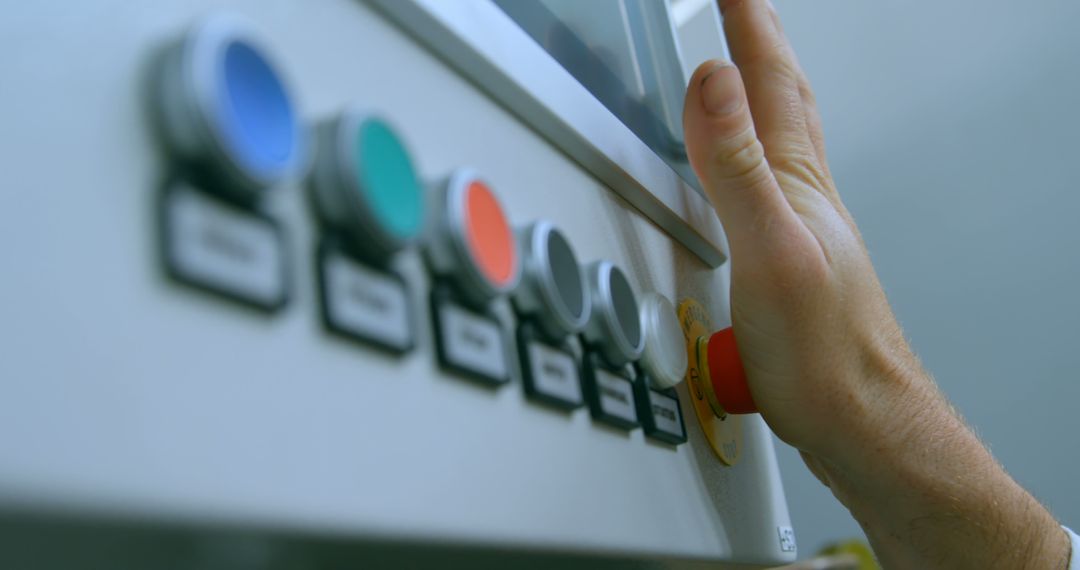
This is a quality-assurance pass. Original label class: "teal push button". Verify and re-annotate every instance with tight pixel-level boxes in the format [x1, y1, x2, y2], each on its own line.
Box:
[312, 109, 425, 260]
[153, 14, 305, 200]
[353, 119, 424, 242]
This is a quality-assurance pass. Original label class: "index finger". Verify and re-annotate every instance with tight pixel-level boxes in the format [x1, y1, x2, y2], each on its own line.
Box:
[719, 0, 815, 165]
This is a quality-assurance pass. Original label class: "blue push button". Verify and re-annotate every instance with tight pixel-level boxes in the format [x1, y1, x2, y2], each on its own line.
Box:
[219, 41, 298, 180]
[153, 14, 304, 200]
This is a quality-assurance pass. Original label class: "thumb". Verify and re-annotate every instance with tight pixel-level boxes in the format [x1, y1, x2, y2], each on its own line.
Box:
[683, 60, 794, 247]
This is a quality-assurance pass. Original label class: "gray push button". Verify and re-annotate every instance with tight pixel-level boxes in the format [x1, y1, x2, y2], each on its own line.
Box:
[513, 221, 591, 339]
[581, 260, 644, 429]
[581, 261, 644, 368]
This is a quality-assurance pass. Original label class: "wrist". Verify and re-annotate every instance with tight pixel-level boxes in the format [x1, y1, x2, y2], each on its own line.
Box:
[807, 357, 1070, 568]
[812, 329, 945, 475]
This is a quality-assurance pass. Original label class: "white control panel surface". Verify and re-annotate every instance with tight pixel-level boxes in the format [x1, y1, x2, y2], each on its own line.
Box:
[0, 1, 794, 567]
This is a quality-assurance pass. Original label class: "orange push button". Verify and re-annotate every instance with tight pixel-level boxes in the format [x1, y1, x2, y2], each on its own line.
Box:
[425, 169, 521, 308]
[464, 181, 516, 289]
[701, 327, 757, 415]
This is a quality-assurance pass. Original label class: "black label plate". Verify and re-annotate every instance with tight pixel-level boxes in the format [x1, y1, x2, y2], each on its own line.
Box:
[517, 321, 583, 410]
[582, 350, 640, 430]
[430, 285, 510, 386]
[159, 180, 288, 312]
[635, 371, 688, 445]
[317, 239, 414, 354]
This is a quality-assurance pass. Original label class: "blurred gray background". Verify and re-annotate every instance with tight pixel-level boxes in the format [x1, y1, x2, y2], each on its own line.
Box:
[756, 0, 1080, 555]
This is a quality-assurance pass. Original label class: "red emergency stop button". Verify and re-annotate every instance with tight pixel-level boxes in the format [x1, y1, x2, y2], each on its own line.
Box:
[701, 327, 757, 415]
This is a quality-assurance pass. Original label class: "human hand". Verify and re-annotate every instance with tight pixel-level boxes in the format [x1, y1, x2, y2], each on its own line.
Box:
[681, 1, 1070, 568]
[682, 0, 923, 470]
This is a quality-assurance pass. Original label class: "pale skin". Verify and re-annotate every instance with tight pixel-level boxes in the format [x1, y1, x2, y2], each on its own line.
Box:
[682, 1, 1071, 568]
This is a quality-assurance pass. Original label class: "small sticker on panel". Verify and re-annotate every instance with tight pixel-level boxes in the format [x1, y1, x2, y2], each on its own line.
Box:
[435, 300, 509, 385]
[161, 181, 287, 311]
[320, 249, 413, 353]
[778, 526, 797, 553]
[781, 526, 799, 552]
[526, 340, 583, 406]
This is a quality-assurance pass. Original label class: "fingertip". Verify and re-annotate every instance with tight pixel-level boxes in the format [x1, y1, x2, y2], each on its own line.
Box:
[689, 59, 734, 90]
[685, 60, 746, 121]
[700, 63, 745, 117]
[683, 59, 752, 149]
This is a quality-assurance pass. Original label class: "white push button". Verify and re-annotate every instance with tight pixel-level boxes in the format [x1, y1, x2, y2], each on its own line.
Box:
[639, 292, 688, 389]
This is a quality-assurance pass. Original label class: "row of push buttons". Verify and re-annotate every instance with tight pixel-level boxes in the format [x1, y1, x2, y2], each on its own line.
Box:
[147, 14, 722, 445]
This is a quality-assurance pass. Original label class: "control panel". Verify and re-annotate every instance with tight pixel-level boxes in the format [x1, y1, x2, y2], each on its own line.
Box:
[0, 1, 794, 567]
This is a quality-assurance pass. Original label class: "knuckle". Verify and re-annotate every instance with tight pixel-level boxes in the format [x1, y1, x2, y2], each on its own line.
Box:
[710, 129, 772, 189]
[775, 154, 832, 193]
[740, 46, 801, 84]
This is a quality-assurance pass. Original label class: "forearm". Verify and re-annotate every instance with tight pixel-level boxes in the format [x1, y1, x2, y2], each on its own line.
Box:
[811, 364, 1070, 569]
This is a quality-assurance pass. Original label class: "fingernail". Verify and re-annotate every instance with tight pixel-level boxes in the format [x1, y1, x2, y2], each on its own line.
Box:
[700, 62, 742, 116]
